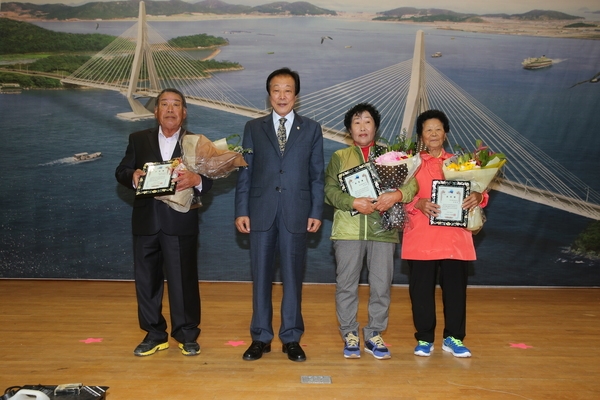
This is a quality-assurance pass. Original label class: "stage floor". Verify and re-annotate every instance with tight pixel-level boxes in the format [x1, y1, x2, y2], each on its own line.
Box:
[1, 280, 598, 399]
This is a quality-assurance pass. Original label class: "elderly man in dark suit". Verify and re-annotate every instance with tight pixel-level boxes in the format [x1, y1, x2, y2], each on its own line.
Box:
[235, 68, 325, 362]
[116, 88, 212, 357]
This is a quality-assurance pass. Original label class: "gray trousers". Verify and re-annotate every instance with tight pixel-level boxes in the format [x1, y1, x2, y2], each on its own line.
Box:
[333, 240, 395, 340]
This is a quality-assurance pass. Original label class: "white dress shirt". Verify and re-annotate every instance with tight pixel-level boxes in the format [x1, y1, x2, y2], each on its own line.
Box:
[272, 111, 294, 139]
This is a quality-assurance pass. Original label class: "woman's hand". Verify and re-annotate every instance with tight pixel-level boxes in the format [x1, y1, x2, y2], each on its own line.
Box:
[353, 197, 377, 215]
[415, 198, 440, 218]
[374, 190, 403, 212]
[462, 192, 484, 211]
[415, 199, 440, 217]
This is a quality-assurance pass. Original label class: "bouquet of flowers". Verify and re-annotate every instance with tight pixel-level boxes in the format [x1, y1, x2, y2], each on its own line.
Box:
[156, 134, 250, 213]
[372, 130, 421, 230]
[442, 140, 507, 232]
[182, 133, 250, 180]
[154, 158, 192, 213]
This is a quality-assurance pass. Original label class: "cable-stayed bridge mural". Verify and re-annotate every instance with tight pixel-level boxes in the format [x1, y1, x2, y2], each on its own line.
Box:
[1, 1, 598, 285]
[62, 2, 600, 221]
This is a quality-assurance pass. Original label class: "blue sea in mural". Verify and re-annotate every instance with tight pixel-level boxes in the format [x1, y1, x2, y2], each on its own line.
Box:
[0, 17, 598, 285]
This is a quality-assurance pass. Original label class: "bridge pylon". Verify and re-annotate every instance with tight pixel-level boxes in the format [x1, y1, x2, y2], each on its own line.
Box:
[401, 30, 428, 148]
[117, 1, 158, 120]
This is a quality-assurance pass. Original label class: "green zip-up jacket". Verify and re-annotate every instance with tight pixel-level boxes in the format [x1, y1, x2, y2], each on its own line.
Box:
[325, 145, 418, 243]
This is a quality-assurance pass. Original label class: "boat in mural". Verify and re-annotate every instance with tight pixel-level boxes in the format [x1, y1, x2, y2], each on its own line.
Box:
[74, 152, 102, 161]
[522, 56, 552, 70]
[0, 83, 22, 94]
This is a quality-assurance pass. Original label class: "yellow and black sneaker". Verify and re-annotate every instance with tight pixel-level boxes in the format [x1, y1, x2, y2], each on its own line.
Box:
[179, 342, 201, 356]
[133, 339, 169, 356]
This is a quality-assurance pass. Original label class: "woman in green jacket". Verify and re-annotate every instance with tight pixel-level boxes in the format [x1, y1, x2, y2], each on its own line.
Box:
[324, 103, 417, 359]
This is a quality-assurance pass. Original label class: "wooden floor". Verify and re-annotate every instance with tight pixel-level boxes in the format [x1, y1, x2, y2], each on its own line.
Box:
[1, 280, 599, 400]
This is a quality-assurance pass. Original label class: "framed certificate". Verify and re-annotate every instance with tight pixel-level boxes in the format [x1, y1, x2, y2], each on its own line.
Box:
[136, 160, 177, 197]
[429, 180, 470, 227]
[338, 162, 382, 215]
[338, 162, 382, 198]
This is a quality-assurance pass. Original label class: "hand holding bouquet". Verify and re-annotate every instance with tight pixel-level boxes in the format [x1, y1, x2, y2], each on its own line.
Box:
[443, 140, 507, 192]
[182, 133, 250, 180]
[157, 134, 251, 213]
[372, 130, 421, 230]
[442, 140, 507, 232]
[154, 157, 193, 213]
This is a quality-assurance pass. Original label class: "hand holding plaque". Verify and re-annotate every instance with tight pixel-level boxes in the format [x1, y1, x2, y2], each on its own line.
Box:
[337, 162, 382, 215]
[429, 180, 470, 227]
[136, 159, 180, 197]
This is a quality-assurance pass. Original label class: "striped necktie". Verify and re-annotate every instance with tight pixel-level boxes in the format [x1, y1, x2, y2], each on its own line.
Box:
[277, 117, 287, 154]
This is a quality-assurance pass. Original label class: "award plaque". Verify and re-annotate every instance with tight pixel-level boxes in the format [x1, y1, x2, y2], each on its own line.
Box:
[338, 162, 382, 216]
[136, 160, 177, 197]
[430, 180, 470, 227]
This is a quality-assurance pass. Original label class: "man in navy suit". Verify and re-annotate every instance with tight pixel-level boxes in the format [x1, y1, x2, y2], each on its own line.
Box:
[235, 68, 325, 362]
[116, 88, 212, 357]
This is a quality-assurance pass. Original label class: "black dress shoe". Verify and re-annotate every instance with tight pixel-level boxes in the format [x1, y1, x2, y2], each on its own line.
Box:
[243, 340, 271, 361]
[282, 341, 306, 362]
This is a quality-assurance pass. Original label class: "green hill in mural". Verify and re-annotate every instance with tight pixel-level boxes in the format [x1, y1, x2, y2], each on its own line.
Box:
[1, 18, 232, 54]
[168, 33, 228, 48]
[571, 221, 600, 259]
[503, 9, 581, 21]
[374, 7, 580, 22]
[252, 1, 335, 15]
[1, 0, 336, 20]
[0, 17, 115, 54]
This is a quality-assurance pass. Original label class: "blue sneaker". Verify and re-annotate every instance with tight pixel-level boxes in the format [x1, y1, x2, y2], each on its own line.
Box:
[442, 336, 471, 358]
[364, 332, 391, 360]
[414, 340, 434, 357]
[343, 331, 360, 359]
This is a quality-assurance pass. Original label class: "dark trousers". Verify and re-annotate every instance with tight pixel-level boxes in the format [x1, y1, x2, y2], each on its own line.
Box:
[249, 205, 307, 344]
[133, 231, 200, 344]
[408, 259, 468, 343]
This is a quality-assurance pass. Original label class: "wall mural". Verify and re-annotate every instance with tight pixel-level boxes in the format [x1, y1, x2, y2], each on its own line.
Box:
[0, 0, 599, 285]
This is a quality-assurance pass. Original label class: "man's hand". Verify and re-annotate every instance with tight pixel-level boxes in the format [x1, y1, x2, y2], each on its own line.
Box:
[235, 216, 250, 233]
[173, 170, 201, 191]
[132, 169, 146, 188]
[307, 218, 321, 233]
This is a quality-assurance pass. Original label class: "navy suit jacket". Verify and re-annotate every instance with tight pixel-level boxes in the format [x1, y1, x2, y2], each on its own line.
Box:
[115, 127, 212, 236]
[235, 112, 324, 233]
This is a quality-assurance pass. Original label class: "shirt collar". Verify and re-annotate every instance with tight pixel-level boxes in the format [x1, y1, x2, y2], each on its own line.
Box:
[272, 110, 294, 126]
[158, 126, 181, 140]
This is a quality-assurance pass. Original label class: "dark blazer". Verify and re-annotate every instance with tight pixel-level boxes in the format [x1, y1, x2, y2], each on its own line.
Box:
[235, 112, 325, 233]
[115, 127, 212, 236]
